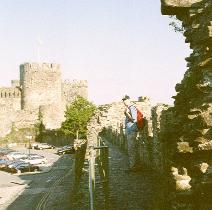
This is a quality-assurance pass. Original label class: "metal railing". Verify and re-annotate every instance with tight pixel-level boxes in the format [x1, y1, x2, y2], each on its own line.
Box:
[88, 137, 109, 210]
[74, 140, 87, 188]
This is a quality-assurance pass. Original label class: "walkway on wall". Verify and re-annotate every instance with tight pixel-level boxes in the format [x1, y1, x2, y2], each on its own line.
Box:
[71, 139, 165, 210]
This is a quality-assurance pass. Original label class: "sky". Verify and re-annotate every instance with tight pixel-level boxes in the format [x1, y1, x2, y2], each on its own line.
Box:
[0, 0, 191, 105]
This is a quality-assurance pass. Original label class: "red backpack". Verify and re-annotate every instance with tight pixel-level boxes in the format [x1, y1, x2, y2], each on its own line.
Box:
[136, 108, 146, 130]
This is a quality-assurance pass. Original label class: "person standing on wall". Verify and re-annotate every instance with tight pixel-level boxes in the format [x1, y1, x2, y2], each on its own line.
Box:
[122, 95, 141, 172]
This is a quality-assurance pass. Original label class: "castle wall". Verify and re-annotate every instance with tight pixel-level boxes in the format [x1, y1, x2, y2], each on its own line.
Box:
[62, 79, 88, 105]
[20, 63, 62, 110]
[0, 109, 39, 138]
[0, 87, 21, 111]
[0, 62, 89, 138]
[40, 105, 65, 129]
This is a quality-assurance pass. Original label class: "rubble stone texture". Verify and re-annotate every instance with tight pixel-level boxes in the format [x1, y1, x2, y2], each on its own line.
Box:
[0, 63, 88, 137]
[161, 0, 212, 209]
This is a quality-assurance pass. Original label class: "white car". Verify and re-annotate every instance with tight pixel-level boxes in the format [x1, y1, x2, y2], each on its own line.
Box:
[34, 143, 55, 150]
[6, 152, 28, 160]
[20, 155, 47, 165]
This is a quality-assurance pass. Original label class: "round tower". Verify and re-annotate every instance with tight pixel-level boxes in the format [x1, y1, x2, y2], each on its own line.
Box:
[20, 63, 62, 110]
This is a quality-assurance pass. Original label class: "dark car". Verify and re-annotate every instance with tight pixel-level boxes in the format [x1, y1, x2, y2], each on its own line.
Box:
[57, 145, 75, 155]
[9, 162, 39, 174]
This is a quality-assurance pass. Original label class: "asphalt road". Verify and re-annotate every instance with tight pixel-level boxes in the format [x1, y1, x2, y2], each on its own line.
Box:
[7, 154, 74, 210]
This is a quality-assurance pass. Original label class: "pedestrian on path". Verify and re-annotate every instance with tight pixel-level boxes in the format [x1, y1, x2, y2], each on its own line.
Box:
[122, 95, 141, 172]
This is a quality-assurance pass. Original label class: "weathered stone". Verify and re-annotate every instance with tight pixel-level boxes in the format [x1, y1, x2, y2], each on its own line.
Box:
[171, 167, 192, 191]
[198, 140, 212, 150]
[161, 0, 203, 15]
[198, 162, 209, 173]
[161, 0, 212, 208]
[177, 142, 193, 153]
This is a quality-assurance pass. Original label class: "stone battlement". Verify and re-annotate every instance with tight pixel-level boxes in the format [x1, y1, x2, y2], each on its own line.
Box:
[0, 87, 21, 98]
[20, 63, 60, 72]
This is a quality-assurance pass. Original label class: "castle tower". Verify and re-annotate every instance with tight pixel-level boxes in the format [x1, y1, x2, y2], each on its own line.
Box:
[20, 63, 62, 110]
[62, 79, 88, 105]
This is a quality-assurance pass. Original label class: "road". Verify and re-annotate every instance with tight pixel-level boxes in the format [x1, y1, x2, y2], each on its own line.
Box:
[6, 154, 74, 210]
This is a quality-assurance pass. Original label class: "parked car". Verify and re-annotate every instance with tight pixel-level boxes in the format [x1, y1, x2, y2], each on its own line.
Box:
[34, 143, 55, 150]
[57, 145, 75, 155]
[6, 160, 26, 171]
[20, 155, 47, 165]
[27, 142, 38, 149]
[0, 148, 13, 157]
[9, 162, 39, 174]
[0, 159, 11, 170]
[27, 153, 45, 158]
[6, 151, 28, 160]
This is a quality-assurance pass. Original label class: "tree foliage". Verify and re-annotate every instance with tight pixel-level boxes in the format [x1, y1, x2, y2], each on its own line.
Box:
[61, 96, 96, 139]
[169, 16, 184, 33]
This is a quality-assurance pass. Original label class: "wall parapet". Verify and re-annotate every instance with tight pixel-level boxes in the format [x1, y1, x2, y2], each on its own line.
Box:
[0, 87, 21, 98]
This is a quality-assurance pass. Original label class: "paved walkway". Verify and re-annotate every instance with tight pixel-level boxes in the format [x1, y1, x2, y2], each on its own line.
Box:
[72, 140, 165, 210]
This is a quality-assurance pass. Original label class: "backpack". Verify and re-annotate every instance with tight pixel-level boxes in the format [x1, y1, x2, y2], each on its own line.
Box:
[136, 108, 146, 130]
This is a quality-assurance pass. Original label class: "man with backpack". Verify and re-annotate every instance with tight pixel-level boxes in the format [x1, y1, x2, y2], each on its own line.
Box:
[122, 95, 142, 172]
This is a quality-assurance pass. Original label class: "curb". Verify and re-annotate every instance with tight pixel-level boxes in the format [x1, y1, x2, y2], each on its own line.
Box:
[0, 180, 32, 210]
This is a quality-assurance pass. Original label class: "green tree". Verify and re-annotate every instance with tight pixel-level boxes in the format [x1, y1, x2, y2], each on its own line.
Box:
[61, 96, 96, 139]
[34, 108, 45, 142]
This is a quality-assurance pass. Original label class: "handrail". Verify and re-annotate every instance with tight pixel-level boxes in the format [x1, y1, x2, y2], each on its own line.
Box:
[88, 136, 109, 210]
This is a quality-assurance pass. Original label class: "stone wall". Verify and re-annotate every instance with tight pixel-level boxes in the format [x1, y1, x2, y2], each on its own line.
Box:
[161, 0, 212, 209]
[87, 97, 153, 168]
[0, 87, 21, 111]
[62, 79, 88, 105]
[151, 104, 174, 172]
[0, 109, 38, 138]
[40, 105, 65, 129]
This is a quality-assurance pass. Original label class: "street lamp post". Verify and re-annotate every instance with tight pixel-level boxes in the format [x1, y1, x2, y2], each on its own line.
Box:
[26, 135, 32, 172]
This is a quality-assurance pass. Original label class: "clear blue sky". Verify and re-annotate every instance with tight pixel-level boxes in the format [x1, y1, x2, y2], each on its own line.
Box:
[0, 0, 190, 105]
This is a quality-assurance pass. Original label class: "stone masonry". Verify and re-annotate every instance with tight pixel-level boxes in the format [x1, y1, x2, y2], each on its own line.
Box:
[161, 0, 212, 209]
[0, 63, 88, 138]
[87, 97, 152, 166]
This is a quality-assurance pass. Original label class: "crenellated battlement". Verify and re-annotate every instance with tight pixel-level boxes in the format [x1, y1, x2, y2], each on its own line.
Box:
[20, 63, 60, 73]
[0, 87, 21, 98]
